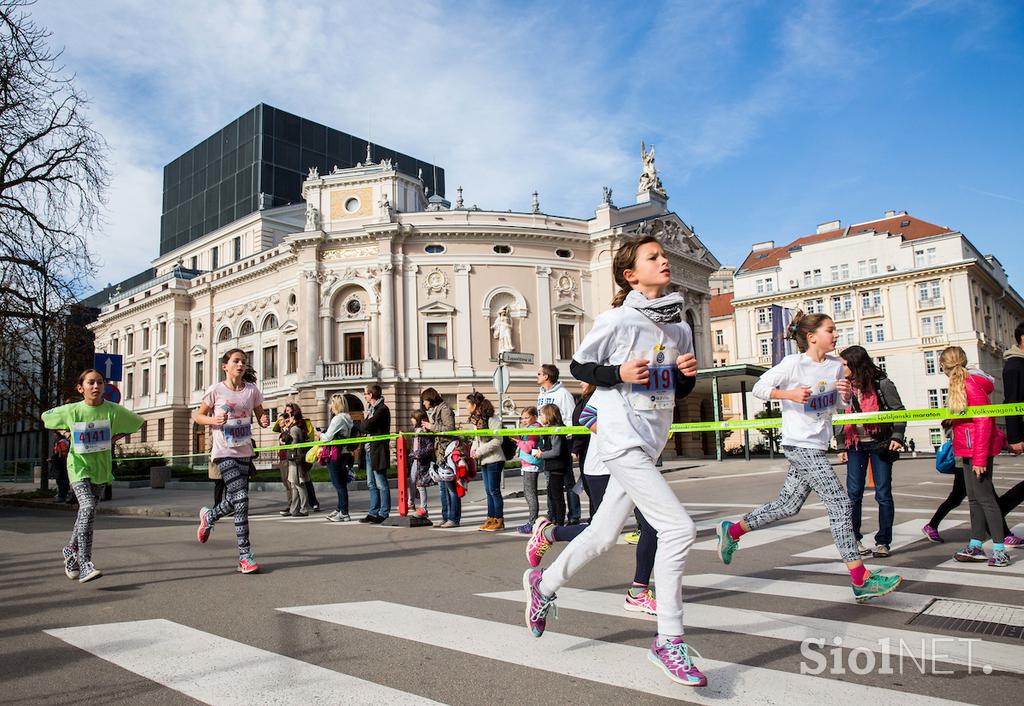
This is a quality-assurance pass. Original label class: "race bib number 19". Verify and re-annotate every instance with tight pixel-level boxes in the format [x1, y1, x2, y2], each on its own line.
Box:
[72, 420, 112, 455]
[630, 346, 677, 411]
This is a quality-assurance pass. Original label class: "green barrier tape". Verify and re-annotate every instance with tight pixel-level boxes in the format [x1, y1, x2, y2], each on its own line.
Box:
[108, 403, 1024, 462]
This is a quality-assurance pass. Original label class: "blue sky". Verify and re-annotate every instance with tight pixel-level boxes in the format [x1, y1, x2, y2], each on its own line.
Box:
[30, 0, 1024, 291]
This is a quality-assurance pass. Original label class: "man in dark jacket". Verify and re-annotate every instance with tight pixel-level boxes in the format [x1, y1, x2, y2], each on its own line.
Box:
[360, 384, 392, 523]
[998, 321, 1024, 543]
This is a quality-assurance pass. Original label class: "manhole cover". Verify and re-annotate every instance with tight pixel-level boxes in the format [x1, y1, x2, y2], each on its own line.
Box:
[909, 598, 1024, 640]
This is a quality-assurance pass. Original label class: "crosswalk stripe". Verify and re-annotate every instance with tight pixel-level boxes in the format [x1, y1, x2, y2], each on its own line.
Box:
[785, 562, 1024, 592]
[44, 618, 444, 705]
[794, 519, 964, 559]
[692, 516, 831, 552]
[935, 556, 1024, 575]
[477, 588, 1024, 675]
[680, 573, 934, 613]
[279, 600, 961, 704]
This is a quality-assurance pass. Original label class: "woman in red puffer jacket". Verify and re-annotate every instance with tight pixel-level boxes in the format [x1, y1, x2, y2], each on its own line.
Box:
[943, 346, 1009, 567]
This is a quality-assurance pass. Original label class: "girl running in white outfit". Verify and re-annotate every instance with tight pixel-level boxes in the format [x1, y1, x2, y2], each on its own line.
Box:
[714, 311, 903, 602]
[522, 235, 706, 688]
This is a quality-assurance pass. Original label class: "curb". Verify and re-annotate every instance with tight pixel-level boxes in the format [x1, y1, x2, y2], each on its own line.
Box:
[0, 496, 195, 518]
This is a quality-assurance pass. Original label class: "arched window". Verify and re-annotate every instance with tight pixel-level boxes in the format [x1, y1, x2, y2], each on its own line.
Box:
[239, 320, 255, 336]
[217, 327, 232, 342]
[262, 314, 278, 332]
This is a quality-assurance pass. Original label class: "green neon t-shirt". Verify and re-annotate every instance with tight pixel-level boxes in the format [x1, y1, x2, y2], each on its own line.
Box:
[42, 401, 144, 484]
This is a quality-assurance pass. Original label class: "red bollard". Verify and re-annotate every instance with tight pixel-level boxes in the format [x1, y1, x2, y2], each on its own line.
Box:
[396, 435, 408, 517]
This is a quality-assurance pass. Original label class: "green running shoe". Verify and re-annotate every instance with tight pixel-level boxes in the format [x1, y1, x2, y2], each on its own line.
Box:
[715, 521, 740, 565]
[853, 571, 902, 603]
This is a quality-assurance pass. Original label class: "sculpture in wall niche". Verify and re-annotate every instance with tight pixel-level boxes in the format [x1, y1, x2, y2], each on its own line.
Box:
[638, 141, 667, 196]
[305, 202, 320, 231]
[501, 397, 517, 415]
[379, 192, 392, 218]
[491, 305, 515, 354]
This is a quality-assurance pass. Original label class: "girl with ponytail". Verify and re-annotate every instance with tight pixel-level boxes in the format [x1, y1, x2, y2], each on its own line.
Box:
[942, 346, 1010, 567]
[716, 310, 905, 603]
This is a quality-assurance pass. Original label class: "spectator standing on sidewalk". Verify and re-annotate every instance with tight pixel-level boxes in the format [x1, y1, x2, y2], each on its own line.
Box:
[536, 363, 581, 524]
[360, 385, 392, 523]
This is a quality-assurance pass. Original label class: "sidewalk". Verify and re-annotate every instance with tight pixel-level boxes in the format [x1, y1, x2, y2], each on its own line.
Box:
[0, 457, 706, 519]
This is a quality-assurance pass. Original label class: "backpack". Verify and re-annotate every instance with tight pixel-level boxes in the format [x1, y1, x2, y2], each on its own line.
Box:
[935, 440, 956, 474]
[501, 435, 517, 461]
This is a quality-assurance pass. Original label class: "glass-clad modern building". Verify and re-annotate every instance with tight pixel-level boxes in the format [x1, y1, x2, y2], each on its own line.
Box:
[159, 104, 445, 255]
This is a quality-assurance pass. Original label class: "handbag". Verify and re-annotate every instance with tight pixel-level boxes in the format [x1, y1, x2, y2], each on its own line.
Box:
[304, 444, 322, 466]
[935, 439, 957, 474]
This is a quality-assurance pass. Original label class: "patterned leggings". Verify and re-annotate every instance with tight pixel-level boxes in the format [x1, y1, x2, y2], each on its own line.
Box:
[208, 459, 251, 557]
[743, 445, 858, 562]
[68, 480, 100, 563]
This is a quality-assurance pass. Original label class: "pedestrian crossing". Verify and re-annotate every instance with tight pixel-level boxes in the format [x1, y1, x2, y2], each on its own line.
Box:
[793, 519, 966, 559]
[44, 525, 1023, 704]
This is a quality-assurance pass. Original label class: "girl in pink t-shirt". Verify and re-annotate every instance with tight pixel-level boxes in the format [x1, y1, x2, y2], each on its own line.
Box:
[193, 349, 269, 573]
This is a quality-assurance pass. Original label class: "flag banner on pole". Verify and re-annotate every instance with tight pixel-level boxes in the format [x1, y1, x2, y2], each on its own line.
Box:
[770, 304, 796, 366]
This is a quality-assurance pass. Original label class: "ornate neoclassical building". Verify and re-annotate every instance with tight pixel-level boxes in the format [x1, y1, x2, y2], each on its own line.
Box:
[90, 152, 721, 458]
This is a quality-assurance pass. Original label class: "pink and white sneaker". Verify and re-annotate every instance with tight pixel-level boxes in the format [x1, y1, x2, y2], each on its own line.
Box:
[197, 507, 214, 544]
[624, 587, 657, 615]
[237, 553, 260, 574]
[649, 636, 707, 687]
[526, 518, 553, 567]
[1003, 533, 1024, 548]
[522, 568, 556, 637]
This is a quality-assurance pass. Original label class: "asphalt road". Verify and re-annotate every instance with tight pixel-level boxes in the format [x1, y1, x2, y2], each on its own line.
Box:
[3, 455, 1023, 705]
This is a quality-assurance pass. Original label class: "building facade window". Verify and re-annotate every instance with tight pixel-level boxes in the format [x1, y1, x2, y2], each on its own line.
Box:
[158, 364, 167, 393]
[239, 320, 255, 337]
[918, 280, 942, 302]
[127, 332, 134, 355]
[756, 279, 764, 294]
[860, 289, 881, 313]
[263, 345, 278, 378]
[141, 368, 149, 397]
[211, 246, 219, 270]
[831, 294, 852, 316]
[759, 338, 770, 357]
[159, 321, 167, 346]
[157, 418, 165, 442]
[126, 372, 134, 398]
[141, 327, 150, 351]
[806, 298, 824, 314]
[930, 428, 942, 446]
[140, 421, 147, 443]
[928, 389, 939, 408]
[925, 350, 936, 375]
[194, 360, 204, 390]
[876, 356, 886, 373]
[921, 315, 946, 336]
[233, 236, 241, 261]
[557, 323, 576, 360]
[426, 322, 448, 360]
[915, 248, 937, 267]
[715, 329, 724, 346]
[111, 337, 118, 354]
[190, 255, 198, 270]
[287, 339, 298, 374]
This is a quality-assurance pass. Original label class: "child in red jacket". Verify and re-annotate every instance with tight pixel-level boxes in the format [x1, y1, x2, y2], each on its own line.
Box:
[942, 346, 1009, 567]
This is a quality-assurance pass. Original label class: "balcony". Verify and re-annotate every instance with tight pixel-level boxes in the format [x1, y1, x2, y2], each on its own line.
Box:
[757, 355, 771, 365]
[921, 335, 947, 346]
[917, 296, 944, 311]
[713, 344, 730, 353]
[861, 305, 883, 318]
[756, 320, 772, 332]
[320, 359, 379, 380]
[832, 309, 854, 321]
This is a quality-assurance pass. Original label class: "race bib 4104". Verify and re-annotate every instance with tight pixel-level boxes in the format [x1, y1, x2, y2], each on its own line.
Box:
[804, 382, 838, 416]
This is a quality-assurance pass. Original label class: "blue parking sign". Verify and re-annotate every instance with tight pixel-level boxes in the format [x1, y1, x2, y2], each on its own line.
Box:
[93, 353, 123, 382]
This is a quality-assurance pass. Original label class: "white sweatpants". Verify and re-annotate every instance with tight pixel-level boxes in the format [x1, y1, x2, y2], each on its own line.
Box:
[538, 446, 696, 636]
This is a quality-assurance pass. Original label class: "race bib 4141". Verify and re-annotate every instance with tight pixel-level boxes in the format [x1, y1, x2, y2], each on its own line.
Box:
[71, 420, 112, 455]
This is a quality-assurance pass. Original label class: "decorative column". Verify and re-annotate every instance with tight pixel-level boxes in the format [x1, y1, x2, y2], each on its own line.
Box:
[379, 262, 397, 378]
[168, 315, 187, 404]
[454, 263, 474, 376]
[404, 263, 421, 378]
[299, 270, 321, 379]
[536, 266, 553, 362]
[320, 311, 332, 361]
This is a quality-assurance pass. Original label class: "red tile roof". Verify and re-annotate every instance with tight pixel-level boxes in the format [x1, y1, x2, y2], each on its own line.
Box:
[738, 214, 952, 272]
[710, 292, 735, 318]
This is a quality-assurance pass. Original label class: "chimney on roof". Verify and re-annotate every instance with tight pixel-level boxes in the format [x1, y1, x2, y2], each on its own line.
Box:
[885, 210, 895, 218]
[751, 240, 774, 252]
[816, 219, 840, 234]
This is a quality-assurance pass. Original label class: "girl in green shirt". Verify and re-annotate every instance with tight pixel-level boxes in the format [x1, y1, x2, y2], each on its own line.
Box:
[42, 369, 143, 583]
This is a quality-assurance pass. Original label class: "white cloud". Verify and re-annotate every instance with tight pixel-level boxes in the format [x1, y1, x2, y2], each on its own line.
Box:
[29, 0, 872, 288]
